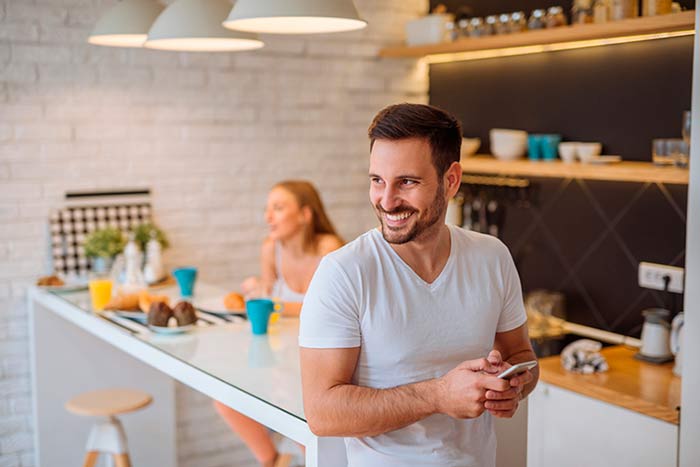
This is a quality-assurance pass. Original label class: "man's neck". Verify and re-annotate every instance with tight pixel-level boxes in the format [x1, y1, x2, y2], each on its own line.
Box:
[390, 223, 452, 284]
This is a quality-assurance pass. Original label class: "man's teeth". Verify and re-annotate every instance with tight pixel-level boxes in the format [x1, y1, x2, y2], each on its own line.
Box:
[386, 212, 412, 221]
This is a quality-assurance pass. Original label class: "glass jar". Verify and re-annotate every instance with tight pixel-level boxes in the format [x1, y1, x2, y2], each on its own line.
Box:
[495, 13, 511, 34]
[484, 15, 498, 35]
[468, 17, 485, 37]
[510, 11, 528, 33]
[546, 6, 567, 27]
[528, 9, 546, 30]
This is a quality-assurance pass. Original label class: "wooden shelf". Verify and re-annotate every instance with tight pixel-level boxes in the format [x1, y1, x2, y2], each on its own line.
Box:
[380, 11, 695, 61]
[461, 155, 689, 184]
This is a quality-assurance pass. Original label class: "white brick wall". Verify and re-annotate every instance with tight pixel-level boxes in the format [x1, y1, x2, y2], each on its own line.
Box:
[0, 0, 428, 465]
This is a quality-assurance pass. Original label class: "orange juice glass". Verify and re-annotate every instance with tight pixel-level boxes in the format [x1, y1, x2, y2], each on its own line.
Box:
[89, 278, 113, 311]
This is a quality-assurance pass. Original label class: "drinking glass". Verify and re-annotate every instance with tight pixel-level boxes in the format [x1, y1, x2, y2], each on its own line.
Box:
[682, 110, 691, 145]
[652, 139, 672, 166]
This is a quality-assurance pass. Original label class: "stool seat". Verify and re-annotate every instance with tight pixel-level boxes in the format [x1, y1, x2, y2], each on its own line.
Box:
[66, 388, 152, 417]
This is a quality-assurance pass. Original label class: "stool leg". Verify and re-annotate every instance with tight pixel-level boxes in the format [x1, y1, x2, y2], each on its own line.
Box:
[112, 453, 131, 467]
[82, 451, 99, 467]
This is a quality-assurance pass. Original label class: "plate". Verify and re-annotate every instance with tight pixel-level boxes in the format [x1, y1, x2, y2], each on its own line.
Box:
[113, 310, 148, 322]
[148, 324, 195, 335]
[586, 155, 622, 164]
[194, 296, 244, 314]
[39, 277, 89, 292]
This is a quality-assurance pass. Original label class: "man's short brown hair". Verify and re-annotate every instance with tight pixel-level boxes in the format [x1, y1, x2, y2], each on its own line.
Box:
[368, 103, 462, 177]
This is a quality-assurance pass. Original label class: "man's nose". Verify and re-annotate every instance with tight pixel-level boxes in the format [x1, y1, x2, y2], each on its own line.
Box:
[380, 185, 401, 212]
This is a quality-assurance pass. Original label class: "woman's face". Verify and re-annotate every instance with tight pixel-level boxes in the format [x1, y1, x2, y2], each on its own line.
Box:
[265, 187, 307, 241]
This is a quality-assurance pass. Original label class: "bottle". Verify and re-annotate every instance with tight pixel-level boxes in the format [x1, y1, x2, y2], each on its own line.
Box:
[143, 231, 164, 285]
[611, 0, 638, 20]
[642, 0, 672, 16]
[593, 0, 610, 23]
[120, 233, 146, 294]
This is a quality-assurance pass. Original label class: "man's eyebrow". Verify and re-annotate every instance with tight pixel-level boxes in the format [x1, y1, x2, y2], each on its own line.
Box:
[368, 173, 423, 180]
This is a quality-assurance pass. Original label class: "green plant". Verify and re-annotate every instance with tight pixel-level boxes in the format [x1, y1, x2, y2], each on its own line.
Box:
[83, 227, 126, 258]
[131, 222, 169, 252]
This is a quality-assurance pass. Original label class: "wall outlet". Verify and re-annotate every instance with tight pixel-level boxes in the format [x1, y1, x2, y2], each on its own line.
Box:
[638, 262, 684, 293]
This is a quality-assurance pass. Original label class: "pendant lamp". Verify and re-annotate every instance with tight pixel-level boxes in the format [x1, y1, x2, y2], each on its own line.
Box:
[145, 0, 264, 52]
[223, 0, 367, 34]
[88, 0, 164, 47]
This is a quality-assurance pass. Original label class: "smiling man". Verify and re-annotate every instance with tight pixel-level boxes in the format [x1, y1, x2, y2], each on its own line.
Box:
[299, 103, 538, 467]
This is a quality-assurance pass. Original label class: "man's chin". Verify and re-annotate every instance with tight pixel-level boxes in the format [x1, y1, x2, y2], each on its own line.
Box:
[380, 224, 415, 245]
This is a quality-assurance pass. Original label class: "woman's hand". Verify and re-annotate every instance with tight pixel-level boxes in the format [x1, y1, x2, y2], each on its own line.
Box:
[240, 276, 260, 299]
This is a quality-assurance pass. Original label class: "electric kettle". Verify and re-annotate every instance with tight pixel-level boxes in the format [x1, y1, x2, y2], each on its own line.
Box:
[671, 312, 684, 377]
[638, 308, 673, 362]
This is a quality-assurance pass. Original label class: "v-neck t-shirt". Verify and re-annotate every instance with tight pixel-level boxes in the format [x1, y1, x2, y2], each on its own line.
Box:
[299, 225, 527, 467]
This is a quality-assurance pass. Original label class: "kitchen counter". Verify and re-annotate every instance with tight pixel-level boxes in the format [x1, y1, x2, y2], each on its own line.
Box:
[538, 345, 681, 424]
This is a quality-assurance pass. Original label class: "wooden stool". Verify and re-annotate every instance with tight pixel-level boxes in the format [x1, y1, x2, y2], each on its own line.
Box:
[65, 388, 153, 467]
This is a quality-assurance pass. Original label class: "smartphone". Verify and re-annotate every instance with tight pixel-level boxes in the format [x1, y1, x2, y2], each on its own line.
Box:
[496, 360, 538, 379]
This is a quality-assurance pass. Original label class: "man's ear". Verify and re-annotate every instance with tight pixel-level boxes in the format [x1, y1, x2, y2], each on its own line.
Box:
[444, 161, 462, 197]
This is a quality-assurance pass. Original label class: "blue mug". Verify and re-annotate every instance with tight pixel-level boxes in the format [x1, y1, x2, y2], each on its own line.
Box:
[246, 299, 276, 335]
[172, 267, 197, 297]
[540, 134, 562, 161]
[528, 134, 543, 160]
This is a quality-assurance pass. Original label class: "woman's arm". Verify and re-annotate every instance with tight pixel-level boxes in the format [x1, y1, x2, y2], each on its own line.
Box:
[258, 237, 277, 296]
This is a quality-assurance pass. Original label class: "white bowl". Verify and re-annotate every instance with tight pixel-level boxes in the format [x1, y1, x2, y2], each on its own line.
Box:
[577, 142, 602, 162]
[461, 137, 481, 158]
[490, 129, 528, 160]
[558, 142, 579, 163]
[492, 141, 527, 160]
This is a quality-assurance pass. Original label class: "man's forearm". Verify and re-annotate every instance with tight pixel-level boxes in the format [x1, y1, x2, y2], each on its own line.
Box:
[306, 378, 441, 437]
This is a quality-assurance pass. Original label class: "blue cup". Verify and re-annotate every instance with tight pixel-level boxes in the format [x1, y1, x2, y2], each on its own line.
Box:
[246, 299, 275, 335]
[540, 134, 562, 161]
[528, 134, 543, 160]
[172, 267, 197, 297]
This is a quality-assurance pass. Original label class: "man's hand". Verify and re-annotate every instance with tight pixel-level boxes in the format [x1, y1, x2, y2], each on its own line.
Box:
[436, 357, 510, 419]
[483, 350, 534, 418]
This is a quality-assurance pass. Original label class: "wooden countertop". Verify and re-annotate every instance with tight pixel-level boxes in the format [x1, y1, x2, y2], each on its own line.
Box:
[538, 346, 681, 424]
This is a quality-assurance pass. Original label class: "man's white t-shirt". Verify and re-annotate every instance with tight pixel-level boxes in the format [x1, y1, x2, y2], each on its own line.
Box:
[299, 225, 527, 467]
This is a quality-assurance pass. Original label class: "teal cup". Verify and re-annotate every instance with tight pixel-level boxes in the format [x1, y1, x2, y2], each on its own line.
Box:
[172, 267, 197, 297]
[246, 299, 275, 335]
[528, 134, 543, 160]
[540, 134, 562, 161]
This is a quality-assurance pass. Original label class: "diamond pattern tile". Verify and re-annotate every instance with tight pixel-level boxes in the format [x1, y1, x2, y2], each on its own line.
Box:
[467, 176, 687, 337]
[614, 183, 686, 265]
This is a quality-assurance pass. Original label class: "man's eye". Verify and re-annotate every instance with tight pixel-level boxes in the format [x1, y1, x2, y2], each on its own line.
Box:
[401, 179, 417, 185]
[370, 177, 383, 184]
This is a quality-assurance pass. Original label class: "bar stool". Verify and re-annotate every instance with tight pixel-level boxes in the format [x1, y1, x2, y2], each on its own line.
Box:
[65, 388, 153, 467]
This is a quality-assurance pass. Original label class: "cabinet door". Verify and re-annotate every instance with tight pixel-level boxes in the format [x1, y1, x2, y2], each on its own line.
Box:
[527, 383, 678, 467]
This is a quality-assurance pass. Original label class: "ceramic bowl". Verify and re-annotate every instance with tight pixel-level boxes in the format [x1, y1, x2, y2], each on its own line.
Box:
[461, 137, 481, 158]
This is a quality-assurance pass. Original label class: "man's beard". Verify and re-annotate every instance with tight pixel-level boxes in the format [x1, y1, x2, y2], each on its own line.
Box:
[375, 183, 446, 245]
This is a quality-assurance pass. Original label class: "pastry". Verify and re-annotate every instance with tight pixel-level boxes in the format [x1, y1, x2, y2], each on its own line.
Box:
[104, 293, 140, 311]
[139, 291, 170, 313]
[224, 292, 245, 311]
[37, 275, 65, 287]
[147, 301, 172, 327]
[173, 301, 197, 326]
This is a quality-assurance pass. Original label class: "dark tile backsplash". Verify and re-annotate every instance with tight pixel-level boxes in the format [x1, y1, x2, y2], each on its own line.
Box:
[461, 176, 687, 337]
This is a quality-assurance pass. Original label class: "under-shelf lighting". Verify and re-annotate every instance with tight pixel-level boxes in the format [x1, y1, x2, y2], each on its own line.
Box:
[423, 30, 695, 64]
[223, 0, 367, 34]
[88, 0, 164, 48]
[145, 0, 264, 52]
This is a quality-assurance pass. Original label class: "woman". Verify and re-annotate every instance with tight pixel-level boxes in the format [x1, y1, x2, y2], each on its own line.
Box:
[213, 180, 344, 467]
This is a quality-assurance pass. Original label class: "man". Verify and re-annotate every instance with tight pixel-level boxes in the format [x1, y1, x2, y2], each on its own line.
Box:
[299, 103, 538, 467]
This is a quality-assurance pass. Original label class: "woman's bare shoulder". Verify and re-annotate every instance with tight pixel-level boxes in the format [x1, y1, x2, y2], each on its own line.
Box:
[317, 234, 344, 255]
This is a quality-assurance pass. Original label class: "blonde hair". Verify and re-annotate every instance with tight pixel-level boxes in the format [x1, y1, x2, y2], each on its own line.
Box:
[273, 180, 343, 253]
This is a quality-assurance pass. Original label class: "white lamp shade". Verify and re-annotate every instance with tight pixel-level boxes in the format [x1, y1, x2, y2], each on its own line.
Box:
[145, 0, 264, 52]
[223, 0, 367, 34]
[88, 0, 164, 47]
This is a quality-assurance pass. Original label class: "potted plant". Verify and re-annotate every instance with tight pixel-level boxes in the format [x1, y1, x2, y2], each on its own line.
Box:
[83, 227, 126, 274]
[131, 222, 169, 253]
